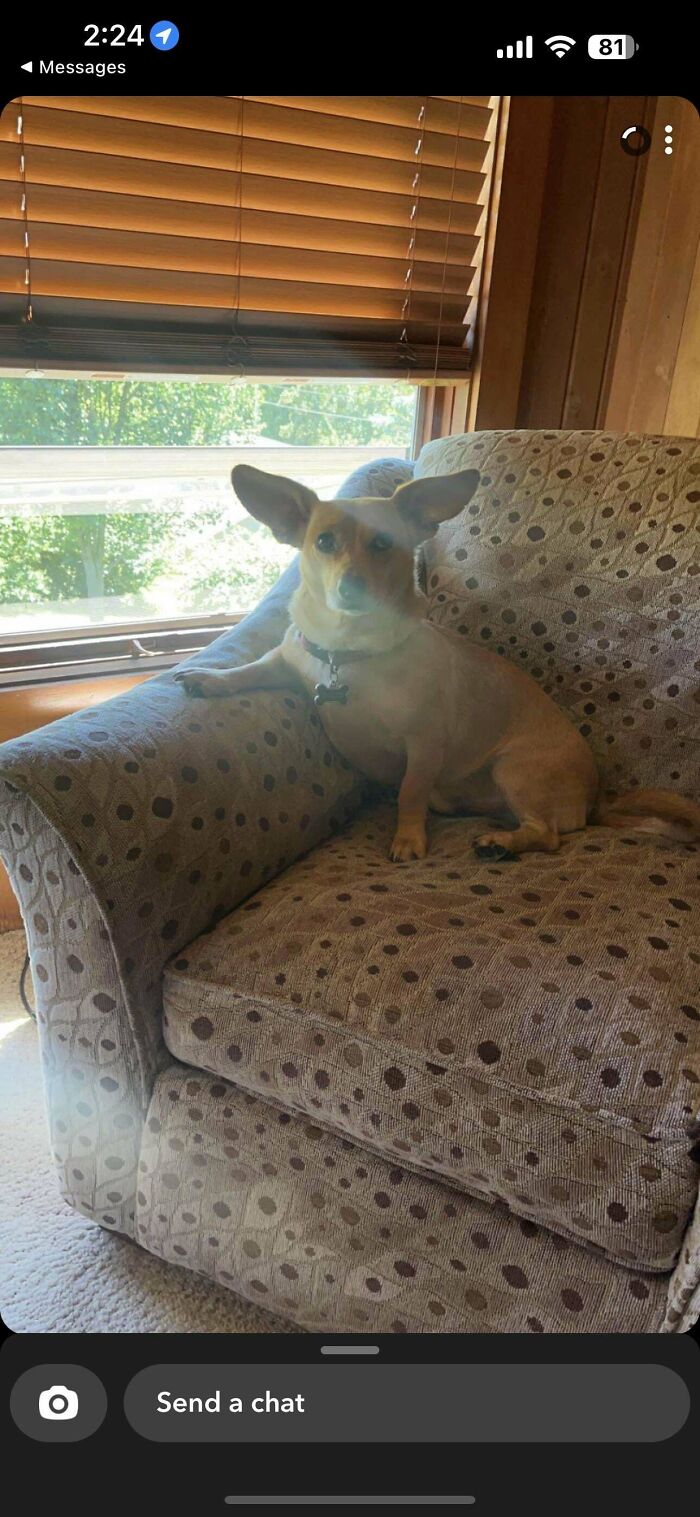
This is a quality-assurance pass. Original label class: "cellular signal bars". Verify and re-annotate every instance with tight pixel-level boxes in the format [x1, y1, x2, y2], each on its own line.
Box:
[496, 37, 534, 59]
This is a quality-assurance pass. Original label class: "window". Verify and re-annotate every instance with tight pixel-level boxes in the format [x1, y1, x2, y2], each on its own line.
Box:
[0, 95, 500, 680]
[0, 376, 416, 681]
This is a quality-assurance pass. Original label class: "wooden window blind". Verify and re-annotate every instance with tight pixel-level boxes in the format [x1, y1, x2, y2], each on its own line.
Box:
[0, 95, 497, 377]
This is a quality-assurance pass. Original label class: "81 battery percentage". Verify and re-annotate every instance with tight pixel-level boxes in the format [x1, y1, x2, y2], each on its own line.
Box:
[588, 35, 639, 58]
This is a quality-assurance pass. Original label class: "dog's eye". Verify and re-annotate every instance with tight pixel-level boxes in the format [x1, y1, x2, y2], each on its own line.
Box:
[315, 531, 337, 554]
[368, 532, 394, 553]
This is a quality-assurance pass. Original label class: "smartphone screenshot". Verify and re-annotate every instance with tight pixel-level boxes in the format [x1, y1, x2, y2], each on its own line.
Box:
[0, 21, 698, 1512]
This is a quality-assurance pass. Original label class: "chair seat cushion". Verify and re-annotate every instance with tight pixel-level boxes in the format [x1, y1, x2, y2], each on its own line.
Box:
[138, 1063, 669, 1334]
[163, 803, 700, 1272]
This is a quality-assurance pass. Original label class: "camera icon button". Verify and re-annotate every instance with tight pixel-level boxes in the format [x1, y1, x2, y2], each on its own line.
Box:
[10, 1365, 107, 1442]
[39, 1384, 79, 1420]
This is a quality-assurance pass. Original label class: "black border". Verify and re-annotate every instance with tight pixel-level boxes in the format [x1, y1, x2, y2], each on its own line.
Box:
[0, 18, 699, 107]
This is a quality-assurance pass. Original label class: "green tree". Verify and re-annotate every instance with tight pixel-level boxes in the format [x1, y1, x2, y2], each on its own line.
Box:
[0, 379, 263, 607]
[0, 511, 173, 606]
[259, 382, 415, 446]
[0, 378, 262, 447]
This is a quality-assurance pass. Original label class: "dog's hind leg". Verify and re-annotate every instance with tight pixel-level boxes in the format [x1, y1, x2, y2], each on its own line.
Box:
[473, 753, 579, 860]
[474, 813, 559, 861]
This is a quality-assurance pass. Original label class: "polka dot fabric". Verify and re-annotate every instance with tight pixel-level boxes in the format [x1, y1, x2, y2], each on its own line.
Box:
[663, 1191, 700, 1331]
[416, 430, 700, 796]
[164, 802, 700, 1272]
[2, 434, 699, 1332]
[0, 560, 365, 1237]
[0, 462, 410, 1248]
[0, 793, 145, 1234]
[137, 1063, 669, 1333]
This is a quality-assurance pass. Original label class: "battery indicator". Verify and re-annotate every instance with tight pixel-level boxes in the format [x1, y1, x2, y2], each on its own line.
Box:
[588, 35, 638, 58]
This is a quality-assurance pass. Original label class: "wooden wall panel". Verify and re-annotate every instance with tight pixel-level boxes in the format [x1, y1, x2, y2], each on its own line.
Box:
[604, 97, 700, 437]
[468, 96, 553, 431]
[665, 235, 700, 437]
[413, 381, 471, 449]
[473, 94, 700, 440]
[562, 95, 649, 427]
[517, 97, 609, 430]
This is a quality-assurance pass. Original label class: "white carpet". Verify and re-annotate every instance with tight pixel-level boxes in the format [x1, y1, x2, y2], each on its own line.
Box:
[0, 929, 299, 1334]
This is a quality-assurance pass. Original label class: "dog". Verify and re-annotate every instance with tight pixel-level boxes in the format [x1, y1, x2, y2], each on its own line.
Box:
[175, 464, 700, 863]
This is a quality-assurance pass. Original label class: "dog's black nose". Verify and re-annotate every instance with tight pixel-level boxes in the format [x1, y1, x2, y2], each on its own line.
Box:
[337, 571, 367, 608]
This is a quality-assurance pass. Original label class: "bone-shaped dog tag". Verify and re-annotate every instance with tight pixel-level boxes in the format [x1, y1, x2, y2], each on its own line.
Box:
[313, 654, 349, 707]
[313, 681, 349, 706]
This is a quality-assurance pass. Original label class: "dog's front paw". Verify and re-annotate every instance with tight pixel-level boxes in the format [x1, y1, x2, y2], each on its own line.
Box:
[174, 670, 234, 699]
[390, 825, 428, 863]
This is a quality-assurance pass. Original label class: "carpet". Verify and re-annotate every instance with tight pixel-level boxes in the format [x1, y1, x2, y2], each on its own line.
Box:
[0, 929, 298, 1334]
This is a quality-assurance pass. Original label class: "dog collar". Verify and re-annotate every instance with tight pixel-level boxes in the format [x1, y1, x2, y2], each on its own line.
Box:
[296, 630, 372, 667]
[295, 628, 372, 707]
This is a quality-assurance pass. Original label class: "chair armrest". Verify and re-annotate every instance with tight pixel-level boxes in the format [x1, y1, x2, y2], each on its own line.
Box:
[0, 792, 148, 1235]
[0, 560, 364, 1232]
[0, 456, 412, 1233]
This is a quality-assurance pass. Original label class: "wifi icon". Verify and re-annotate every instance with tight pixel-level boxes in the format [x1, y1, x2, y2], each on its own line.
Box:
[545, 34, 577, 56]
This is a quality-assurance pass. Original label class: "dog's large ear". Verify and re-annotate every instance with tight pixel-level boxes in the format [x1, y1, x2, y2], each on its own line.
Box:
[231, 465, 319, 546]
[393, 469, 480, 539]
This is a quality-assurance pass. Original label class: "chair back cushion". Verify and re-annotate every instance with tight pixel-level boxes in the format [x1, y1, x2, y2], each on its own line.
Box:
[415, 430, 700, 792]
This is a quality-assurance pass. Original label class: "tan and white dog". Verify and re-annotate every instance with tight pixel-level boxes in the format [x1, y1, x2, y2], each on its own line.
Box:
[176, 465, 700, 863]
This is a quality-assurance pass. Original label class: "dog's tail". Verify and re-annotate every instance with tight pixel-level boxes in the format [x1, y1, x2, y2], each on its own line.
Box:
[593, 788, 700, 842]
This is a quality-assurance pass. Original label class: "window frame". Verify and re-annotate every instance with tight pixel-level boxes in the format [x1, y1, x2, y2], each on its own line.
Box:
[0, 613, 244, 687]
